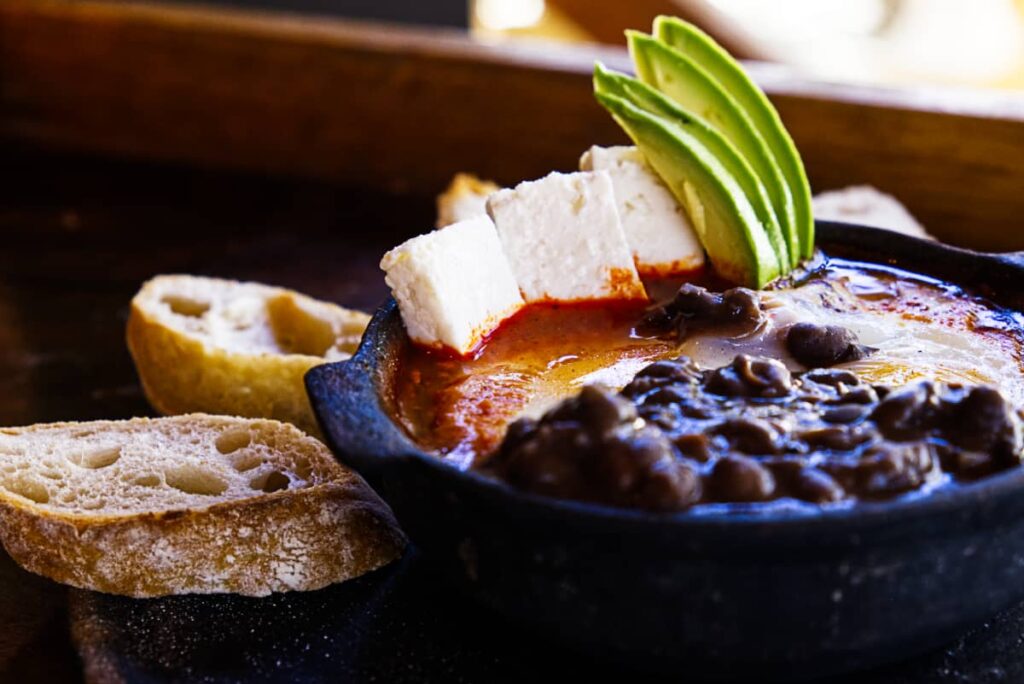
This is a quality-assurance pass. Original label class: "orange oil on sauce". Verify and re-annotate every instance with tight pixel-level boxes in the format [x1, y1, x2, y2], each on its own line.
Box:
[393, 260, 1024, 469]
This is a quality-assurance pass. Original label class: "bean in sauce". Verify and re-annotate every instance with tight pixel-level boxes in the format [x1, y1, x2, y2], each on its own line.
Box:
[488, 355, 1024, 512]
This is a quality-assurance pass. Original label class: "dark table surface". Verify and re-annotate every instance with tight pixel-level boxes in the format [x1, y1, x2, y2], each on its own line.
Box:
[1, 144, 1023, 683]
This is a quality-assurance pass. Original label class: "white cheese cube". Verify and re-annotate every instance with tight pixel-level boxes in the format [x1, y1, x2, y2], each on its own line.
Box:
[581, 145, 705, 276]
[486, 171, 646, 303]
[380, 215, 524, 355]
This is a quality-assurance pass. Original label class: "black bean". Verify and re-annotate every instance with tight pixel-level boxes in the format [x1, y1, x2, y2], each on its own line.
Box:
[822, 404, 867, 424]
[870, 383, 939, 440]
[673, 283, 721, 317]
[643, 383, 696, 407]
[825, 442, 938, 497]
[712, 417, 781, 455]
[673, 433, 713, 462]
[596, 430, 675, 491]
[706, 355, 793, 398]
[677, 398, 716, 419]
[576, 386, 636, 436]
[722, 288, 763, 327]
[793, 468, 845, 503]
[944, 448, 994, 477]
[709, 455, 776, 502]
[496, 424, 583, 495]
[737, 356, 793, 397]
[642, 285, 765, 339]
[948, 386, 1023, 464]
[590, 429, 702, 510]
[762, 457, 806, 493]
[622, 358, 703, 398]
[834, 386, 878, 405]
[785, 322, 870, 368]
[800, 425, 876, 451]
[641, 459, 703, 511]
[637, 358, 703, 381]
[491, 348, 1024, 511]
[635, 305, 676, 337]
[805, 369, 861, 388]
[502, 417, 536, 451]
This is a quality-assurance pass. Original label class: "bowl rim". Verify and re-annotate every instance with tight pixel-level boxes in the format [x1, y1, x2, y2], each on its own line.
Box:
[307, 221, 1024, 535]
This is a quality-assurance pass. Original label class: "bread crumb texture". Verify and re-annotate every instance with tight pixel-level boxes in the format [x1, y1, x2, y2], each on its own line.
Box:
[0, 415, 404, 597]
[127, 275, 371, 436]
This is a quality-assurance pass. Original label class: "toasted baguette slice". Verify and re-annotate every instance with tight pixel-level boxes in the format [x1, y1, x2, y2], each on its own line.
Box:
[0, 415, 404, 597]
[435, 172, 500, 228]
[127, 275, 370, 437]
[813, 185, 932, 239]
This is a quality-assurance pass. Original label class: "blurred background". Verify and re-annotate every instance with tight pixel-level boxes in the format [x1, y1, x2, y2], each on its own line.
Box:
[473, 0, 1024, 89]
[157, 0, 1024, 90]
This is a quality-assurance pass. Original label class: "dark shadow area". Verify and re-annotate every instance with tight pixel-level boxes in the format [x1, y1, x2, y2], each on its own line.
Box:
[71, 547, 1024, 684]
[0, 143, 431, 425]
[149, 0, 468, 27]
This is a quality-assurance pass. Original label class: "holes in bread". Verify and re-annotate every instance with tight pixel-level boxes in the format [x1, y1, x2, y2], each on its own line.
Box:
[293, 457, 313, 481]
[229, 450, 262, 472]
[164, 465, 227, 496]
[250, 470, 290, 493]
[5, 477, 49, 504]
[133, 474, 161, 487]
[266, 294, 337, 357]
[215, 428, 251, 455]
[68, 446, 121, 469]
[162, 295, 210, 318]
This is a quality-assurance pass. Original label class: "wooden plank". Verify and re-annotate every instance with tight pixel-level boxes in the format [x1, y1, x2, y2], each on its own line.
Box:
[2, 0, 1024, 249]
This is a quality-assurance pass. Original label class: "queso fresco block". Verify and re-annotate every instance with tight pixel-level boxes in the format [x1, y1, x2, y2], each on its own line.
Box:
[581, 145, 705, 276]
[486, 171, 647, 303]
[380, 216, 524, 355]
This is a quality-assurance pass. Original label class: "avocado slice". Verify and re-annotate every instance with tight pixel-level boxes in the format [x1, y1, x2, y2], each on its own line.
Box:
[655, 16, 813, 259]
[629, 31, 797, 268]
[594, 85, 781, 288]
[594, 64, 787, 277]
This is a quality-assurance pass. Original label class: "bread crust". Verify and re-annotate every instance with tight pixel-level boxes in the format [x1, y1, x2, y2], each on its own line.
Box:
[0, 416, 405, 597]
[0, 481, 402, 598]
[126, 276, 370, 437]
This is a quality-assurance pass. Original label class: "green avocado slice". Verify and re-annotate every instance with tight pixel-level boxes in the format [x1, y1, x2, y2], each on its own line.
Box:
[594, 63, 786, 279]
[594, 86, 781, 288]
[629, 31, 796, 268]
[655, 16, 813, 260]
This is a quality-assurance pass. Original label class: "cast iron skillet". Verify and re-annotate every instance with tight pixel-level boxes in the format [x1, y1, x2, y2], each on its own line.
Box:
[306, 222, 1024, 681]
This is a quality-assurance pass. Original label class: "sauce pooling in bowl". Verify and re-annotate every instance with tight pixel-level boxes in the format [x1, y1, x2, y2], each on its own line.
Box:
[393, 257, 1024, 504]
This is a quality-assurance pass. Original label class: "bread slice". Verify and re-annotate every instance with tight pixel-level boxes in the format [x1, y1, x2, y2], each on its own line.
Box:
[0, 415, 404, 597]
[435, 172, 500, 228]
[812, 185, 932, 239]
[127, 275, 370, 437]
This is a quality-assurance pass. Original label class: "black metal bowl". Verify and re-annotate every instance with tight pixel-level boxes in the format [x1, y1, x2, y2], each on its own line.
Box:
[306, 222, 1024, 681]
